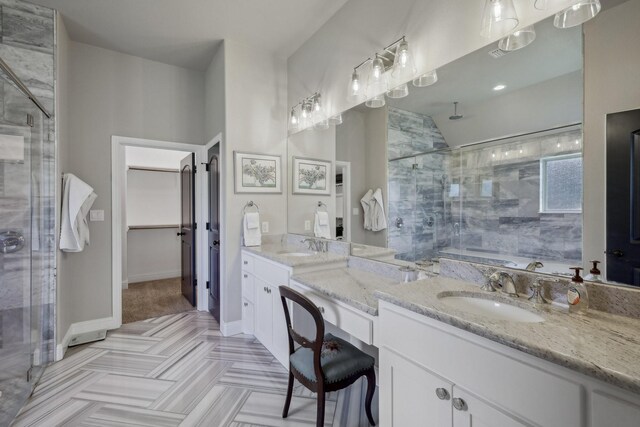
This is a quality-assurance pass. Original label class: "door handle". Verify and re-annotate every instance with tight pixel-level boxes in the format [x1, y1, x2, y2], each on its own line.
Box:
[177, 232, 186, 236]
[605, 249, 624, 257]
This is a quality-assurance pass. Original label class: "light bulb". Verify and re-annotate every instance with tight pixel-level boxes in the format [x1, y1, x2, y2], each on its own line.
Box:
[391, 39, 417, 84]
[348, 69, 365, 103]
[289, 108, 299, 131]
[313, 96, 322, 113]
[372, 59, 383, 79]
[366, 56, 389, 100]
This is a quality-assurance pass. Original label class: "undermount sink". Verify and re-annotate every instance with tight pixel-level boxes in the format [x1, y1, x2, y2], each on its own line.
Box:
[278, 251, 314, 257]
[438, 293, 545, 323]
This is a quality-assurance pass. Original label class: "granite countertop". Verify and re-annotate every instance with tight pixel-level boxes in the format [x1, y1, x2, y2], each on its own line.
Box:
[374, 276, 640, 394]
[291, 267, 402, 315]
[243, 244, 348, 268]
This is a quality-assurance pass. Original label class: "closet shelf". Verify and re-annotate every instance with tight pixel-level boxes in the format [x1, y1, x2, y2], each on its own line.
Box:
[128, 166, 179, 173]
[128, 224, 180, 230]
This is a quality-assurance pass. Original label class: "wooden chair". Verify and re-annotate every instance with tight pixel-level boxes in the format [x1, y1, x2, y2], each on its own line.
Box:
[279, 286, 376, 426]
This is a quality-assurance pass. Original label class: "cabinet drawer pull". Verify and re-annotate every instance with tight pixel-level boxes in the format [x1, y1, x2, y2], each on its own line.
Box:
[244, 302, 248, 307]
[452, 397, 467, 411]
[435, 388, 449, 400]
[263, 286, 268, 292]
[268, 288, 272, 294]
[244, 260, 248, 265]
[243, 274, 248, 278]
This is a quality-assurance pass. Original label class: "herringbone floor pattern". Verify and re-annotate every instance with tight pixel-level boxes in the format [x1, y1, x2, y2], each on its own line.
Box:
[13, 311, 378, 426]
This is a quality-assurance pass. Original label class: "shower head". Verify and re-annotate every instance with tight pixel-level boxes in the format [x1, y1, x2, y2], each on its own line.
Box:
[449, 102, 463, 120]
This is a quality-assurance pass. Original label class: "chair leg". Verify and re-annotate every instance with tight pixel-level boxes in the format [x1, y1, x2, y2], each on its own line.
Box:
[316, 390, 325, 427]
[282, 371, 294, 418]
[364, 369, 376, 426]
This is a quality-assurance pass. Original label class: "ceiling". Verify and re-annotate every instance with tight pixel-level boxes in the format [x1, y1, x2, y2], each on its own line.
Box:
[387, 17, 583, 118]
[31, 0, 350, 70]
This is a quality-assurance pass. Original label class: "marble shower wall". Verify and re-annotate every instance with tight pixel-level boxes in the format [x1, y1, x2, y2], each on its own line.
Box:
[452, 129, 583, 265]
[387, 108, 452, 262]
[0, 0, 56, 361]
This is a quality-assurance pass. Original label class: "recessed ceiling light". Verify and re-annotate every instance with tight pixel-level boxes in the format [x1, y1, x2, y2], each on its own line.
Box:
[493, 84, 506, 91]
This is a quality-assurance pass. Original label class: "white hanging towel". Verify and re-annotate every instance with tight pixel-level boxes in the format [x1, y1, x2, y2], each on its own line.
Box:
[243, 212, 262, 247]
[360, 189, 373, 230]
[60, 173, 97, 252]
[314, 211, 331, 239]
[370, 188, 388, 232]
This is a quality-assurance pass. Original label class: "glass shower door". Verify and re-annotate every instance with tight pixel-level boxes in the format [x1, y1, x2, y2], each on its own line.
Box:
[0, 76, 45, 425]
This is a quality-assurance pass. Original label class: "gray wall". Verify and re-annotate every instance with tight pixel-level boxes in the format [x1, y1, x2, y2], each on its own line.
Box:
[62, 41, 206, 326]
[583, 0, 640, 276]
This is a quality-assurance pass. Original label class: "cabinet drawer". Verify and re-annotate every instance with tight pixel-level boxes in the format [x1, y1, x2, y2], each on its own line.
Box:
[241, 253, 254, 273]
[242, 272, 255, 303]
[254, 257, 289, 287]
[291, 283, 373, 345]
[379, 302, 583, 427]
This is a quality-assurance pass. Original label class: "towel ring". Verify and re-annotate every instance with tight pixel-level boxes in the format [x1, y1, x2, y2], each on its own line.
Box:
[316, 201, 328, 213]
[243, 201, 260, 214]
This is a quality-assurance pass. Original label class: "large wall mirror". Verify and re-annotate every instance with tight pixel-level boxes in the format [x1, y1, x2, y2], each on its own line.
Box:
[288, 16, 584, 275]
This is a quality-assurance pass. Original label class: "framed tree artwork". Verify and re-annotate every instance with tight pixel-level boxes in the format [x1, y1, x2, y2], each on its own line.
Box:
[234, 151, 282, 193]
[292, 157, 331, 195]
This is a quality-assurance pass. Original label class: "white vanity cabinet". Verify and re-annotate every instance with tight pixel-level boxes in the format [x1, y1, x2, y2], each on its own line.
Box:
[378, 300, 640, 427]
[241, 251, 290, 367]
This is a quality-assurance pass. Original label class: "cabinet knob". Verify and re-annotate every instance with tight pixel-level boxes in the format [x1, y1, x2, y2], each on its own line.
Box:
[263, 286, 267, 292]
[244, 302, 248, 307]
[435, 388, 450, 400]
[318, 306, 325, 314]
[243, 274, 248, 278]
[268, 288, 272, 294]
[452, 397, 467, 411]
[244, 260, 248, 265]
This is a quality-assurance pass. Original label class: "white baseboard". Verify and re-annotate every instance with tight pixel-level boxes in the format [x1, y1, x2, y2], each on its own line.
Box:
[122, 280, 129, 290]
[55, 316, 118, 361]
[220, 320, 243, 337]
[127, 270, 180, 284]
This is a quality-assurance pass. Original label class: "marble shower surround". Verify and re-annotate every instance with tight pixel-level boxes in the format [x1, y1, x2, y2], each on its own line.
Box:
[439, 257, 640, 319]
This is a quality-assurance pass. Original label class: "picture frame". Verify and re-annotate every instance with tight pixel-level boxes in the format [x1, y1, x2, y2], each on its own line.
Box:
[292, 156, 332, 195]
[234, 151, 282, 194]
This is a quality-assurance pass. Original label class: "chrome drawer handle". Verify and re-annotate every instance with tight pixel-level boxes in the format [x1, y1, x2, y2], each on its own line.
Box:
[453, 397, 467, 411]
[435, 388, 449, 400]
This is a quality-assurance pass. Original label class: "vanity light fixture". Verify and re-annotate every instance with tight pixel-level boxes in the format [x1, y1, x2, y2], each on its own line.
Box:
[493, 84, 506, 91]
[498, 25, 536, 51]
[348, 59, 370, 103]
[390, 38, 417, 84]
[366, 55, 388, 107]
[413, 69, 438, 87]
[554, 0, 601, 28]
[480, 0, 520, 39]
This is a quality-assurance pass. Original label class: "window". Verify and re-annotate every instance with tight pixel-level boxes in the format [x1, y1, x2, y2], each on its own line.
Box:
[540, 153, 582, 213]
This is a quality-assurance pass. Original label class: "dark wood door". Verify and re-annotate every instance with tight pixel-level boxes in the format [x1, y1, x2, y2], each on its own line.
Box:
[606, 109, 640, 286]
[180, 153, 196, 305]
[208, 154, 221, 321]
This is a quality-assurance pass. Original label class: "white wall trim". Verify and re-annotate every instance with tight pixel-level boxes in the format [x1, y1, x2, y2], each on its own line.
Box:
[112, 136, 209, 329]
[127, 271, 181, 284]
[336, 160, 351, 243]
[220, 319, 243, 337]
[55, 316, 116, 360]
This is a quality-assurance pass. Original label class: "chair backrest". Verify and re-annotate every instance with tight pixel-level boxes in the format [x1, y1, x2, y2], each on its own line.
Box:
[279, 286, 325, 382]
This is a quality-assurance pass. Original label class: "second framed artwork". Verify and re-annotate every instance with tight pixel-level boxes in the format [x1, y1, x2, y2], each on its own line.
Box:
[292, 157, 332, 195]
[234, 151, 282, 194]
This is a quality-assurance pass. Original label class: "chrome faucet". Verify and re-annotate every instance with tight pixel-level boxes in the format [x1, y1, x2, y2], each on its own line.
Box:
[528, 277, 559, 304]
[525, 261, 544, 272]
[482, 271, 519, 297]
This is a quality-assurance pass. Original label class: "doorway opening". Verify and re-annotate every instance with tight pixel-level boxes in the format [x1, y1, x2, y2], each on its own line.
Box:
[121, 146, 196, 323]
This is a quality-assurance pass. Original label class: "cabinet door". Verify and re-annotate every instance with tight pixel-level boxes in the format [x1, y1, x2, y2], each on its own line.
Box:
[380, 348, 453, 427]
[591, 391, 640, 427]
[452, 387, 529, 427]
[254, 278, 273, 349]
[271, 285, 290, 368]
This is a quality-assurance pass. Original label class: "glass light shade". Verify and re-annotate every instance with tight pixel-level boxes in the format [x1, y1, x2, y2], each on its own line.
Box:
[347, 69, 365, 103]
[300, 101, 312, 129]
[391, 39, 417, 83]
[365, 94, 386, 108]
[534, 0, 548, 10]
[498, 25, 536, 51]
[554, 0, 601, 28]
[413, 69, 438, 87]
[328, 114, 343, 125]
[387, 83, 409, 99]
[480, 0, 520, 38]
[289, 109, 299, 131]
[366, 57, 388, 99]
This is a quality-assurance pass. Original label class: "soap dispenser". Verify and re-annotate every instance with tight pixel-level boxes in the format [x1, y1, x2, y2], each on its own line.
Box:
[584, 260, 602, 282]
[567, 267, 589, 314]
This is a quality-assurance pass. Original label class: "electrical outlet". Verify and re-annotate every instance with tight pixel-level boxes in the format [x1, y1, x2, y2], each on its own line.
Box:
[304, 220, 311, 231]
[261, 221, 269, 233]
[352, 208, 360, 216]
[89, 210, 104, 221]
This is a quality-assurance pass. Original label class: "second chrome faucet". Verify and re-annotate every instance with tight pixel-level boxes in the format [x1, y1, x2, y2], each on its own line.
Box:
[482, 271, 519, 297]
